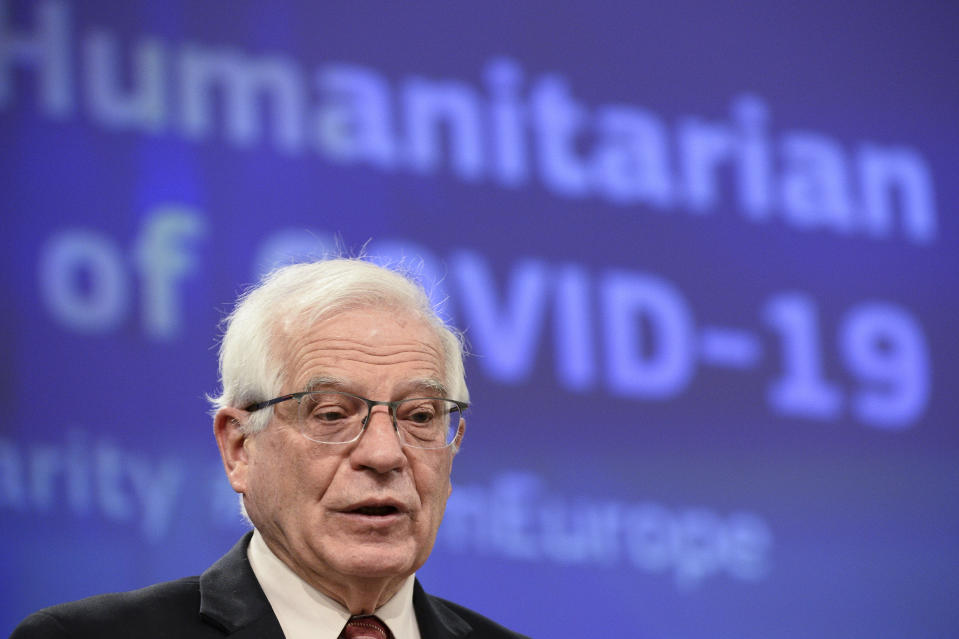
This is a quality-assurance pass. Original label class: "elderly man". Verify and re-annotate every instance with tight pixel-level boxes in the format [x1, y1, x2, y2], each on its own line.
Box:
[12, 259, 528, 639]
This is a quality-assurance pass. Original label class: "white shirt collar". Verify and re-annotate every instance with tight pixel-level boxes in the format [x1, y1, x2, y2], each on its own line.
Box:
[246, 529, 421, 639]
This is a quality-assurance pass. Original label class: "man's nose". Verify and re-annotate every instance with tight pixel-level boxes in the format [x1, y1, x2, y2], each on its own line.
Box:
[351, 407, 406, 472]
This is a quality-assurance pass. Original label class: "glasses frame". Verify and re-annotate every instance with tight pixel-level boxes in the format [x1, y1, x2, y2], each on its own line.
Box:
[244, 390, 468, 449]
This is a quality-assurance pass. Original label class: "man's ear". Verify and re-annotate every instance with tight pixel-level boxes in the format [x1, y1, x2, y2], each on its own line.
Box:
[448, 418, 466, 498]
[213, 407, 253, 494]
[452, 417, 466, 455]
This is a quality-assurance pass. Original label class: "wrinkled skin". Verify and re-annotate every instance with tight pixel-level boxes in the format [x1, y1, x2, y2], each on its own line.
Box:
[214, 307, 464, 613]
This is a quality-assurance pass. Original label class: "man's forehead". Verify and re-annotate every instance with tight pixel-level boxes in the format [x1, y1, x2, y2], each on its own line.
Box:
[304, 375, 449, 397]
[277, 306, 449, 392]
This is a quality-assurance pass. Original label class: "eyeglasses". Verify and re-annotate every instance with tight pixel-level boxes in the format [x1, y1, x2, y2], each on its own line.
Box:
[244, 390, 467, 449]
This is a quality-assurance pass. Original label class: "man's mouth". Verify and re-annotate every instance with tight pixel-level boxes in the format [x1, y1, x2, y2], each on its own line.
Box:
[350, 505, 400, 517]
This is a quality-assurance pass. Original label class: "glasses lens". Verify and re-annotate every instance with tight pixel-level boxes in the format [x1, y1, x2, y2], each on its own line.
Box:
[297, 392, 366, 443]
[395, 398, 463, 449]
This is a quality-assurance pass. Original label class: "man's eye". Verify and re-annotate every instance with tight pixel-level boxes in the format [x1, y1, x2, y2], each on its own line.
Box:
[400, 402, 439, 425]
[312, 409, 347, 422]
[304, 401, 354, 422]
[408, 409, 435, 424]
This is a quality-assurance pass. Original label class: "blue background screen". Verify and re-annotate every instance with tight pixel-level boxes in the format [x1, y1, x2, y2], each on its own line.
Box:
[2, 2, 958, 637]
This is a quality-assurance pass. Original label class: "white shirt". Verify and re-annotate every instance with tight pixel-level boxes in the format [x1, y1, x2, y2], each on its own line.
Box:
[247, 529, 422, 639]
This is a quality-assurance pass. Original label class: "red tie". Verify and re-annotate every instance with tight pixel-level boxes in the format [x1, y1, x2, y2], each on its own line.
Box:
[339, 615, 393, 639]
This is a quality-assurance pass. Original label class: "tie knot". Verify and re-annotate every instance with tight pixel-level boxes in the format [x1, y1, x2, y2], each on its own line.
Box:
[339, 615, 393, 639]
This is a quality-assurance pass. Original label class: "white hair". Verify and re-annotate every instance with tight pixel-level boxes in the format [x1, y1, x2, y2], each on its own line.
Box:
[209, 258, 469, 433]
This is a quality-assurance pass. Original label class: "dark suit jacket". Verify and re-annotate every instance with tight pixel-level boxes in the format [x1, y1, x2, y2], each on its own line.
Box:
[10, 534, 529, 639]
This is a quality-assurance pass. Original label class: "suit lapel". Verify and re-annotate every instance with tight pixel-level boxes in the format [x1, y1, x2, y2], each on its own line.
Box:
[412, 580, 472, 639]
[197, 534, 475, 639]
[199, 532, 286, 638]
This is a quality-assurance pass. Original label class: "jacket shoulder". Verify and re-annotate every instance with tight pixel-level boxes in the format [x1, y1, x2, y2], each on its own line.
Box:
[426, 594, 531, 639]
[9, 576, 220, 639]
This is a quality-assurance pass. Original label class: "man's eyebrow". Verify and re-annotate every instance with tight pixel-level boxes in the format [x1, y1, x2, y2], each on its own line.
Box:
[399, 378, 449, 397]
[304, 376, 350, 392]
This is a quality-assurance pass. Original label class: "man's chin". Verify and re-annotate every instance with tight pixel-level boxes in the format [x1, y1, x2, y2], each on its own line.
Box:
[328, 541, 424, 580]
